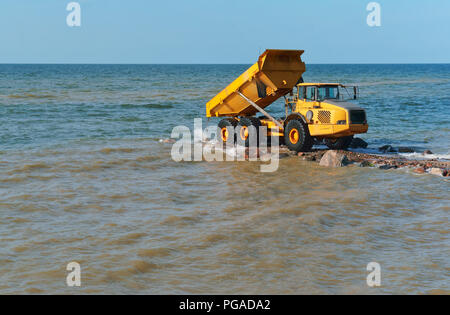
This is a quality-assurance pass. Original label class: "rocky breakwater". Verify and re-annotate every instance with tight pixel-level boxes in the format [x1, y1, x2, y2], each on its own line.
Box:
[162, 136, 449, 177]
[291, 138, 450, 178]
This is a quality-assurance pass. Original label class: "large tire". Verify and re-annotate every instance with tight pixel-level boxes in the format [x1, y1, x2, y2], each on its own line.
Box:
[284, 119, 313, 152]
[248, 117, 263, 146]
[247, 117, 261, 129]
[325, 136, 354, 150]
[218, 118, 237, 144]
[237, 117, 259, 147]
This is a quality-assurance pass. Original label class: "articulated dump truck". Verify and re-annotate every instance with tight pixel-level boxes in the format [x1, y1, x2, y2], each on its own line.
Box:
[206, 49, 369, 152]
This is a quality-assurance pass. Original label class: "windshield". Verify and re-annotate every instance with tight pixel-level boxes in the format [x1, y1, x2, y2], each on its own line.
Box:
[298, 85, 358, 101]
[317, 86, 339, 101]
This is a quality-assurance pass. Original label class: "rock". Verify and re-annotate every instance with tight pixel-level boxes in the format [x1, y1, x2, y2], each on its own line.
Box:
[349, 138, 368, 149]
[359, 160, 374, 167]
[378, 164, 396, 170]
[423, 150, 433, 155]
[413, 167, 426, 174]
[316, 152, 325, 160]
[398, 147, 415, 153]
[297, 152, 305, 157]
[278, 146, 290, 154]
[161, 138, 176, 144]
[303, 155, 316, 161]
[379, 145, 397, 153]
[319, 150, 349, 167]
[429, 168, 445, 177]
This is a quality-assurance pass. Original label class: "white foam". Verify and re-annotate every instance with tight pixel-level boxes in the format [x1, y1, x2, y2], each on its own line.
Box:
[399, 152, 450, 161]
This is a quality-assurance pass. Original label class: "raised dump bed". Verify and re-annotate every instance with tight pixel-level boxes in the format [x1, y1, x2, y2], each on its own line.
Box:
[206, 49, 306, 118]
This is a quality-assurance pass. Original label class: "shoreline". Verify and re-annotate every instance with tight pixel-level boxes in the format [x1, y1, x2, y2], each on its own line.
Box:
[275, 146, 450, 177]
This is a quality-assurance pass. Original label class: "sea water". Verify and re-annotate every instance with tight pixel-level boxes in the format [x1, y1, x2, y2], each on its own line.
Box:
[0, 64, 448, 294]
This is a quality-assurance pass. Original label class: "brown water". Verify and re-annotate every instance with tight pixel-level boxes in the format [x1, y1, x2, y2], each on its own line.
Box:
[0, 140, 448, 294]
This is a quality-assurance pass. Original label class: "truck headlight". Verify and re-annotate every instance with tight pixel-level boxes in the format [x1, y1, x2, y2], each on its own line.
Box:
[306, 110, 313, 121]
[337, 120, 347, 125]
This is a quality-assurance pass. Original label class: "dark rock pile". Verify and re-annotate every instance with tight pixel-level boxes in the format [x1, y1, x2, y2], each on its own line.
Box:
[275, 145, 449, 177]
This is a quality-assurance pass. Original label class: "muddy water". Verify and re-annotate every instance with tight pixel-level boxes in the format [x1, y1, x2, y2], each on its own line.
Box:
[0, 64, 449, 294]
[0, 140, 448, 294]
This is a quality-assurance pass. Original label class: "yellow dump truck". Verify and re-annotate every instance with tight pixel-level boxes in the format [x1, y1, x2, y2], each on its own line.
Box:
[206, 49, 368, 152]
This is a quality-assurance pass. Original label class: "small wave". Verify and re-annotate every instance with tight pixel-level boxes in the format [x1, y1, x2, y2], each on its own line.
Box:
[128, 260, 159, 274]
[399, 152, 450, 161]
[358, 79, 448, 87]
[77, 161, 109, 172]
[134, 155, 161, 162]
[201, 233, 228, 244]
[0, 176, 26, 183]
[100, 147, 136, 154]
[25, 288, 45, 294]
[8, 93, 57, 99]
[161, 215, 201, 226]
[137, 248, 173, 258]
[14, 163, 50, 173]
[107, 232, 147, 246]
[10, 217, 30, 223]
[106, 260, 164, 279]
[120, 103, 173, 109]
[428, 289, 450, 295]
[12, 245, 30, 253]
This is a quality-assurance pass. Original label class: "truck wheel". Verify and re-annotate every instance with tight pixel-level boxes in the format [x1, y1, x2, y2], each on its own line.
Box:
[247, 117, 262, 129]
[218, 118, 237, 143]
[325, 136, 354, 150]
[237, 117, 259, 147]
[284, 119, 312, 152]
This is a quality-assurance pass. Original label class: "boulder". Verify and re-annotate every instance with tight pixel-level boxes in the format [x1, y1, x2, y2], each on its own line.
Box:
[319, 150, 349, 167]
[349, 138, 368, 149]
[413, 167, 426, 174]
[423, 150, 433, 155]
[379, 145, 397, 153]
[378, 164, 396, 170]
[398, 147, 415, 153]
[429, 168, 445, 177]
[278, 146, 291, 153]
[359, 160, 374, 167]
[303, 155, 316, 162]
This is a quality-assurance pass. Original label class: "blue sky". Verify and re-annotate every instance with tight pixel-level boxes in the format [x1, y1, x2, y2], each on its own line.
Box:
[0, 0, 449, 64]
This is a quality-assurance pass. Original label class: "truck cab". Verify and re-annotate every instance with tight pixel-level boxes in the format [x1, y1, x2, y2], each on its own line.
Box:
[279, 83, 369, 150]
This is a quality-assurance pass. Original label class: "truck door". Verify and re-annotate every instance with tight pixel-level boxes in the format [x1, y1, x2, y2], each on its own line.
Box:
[305, 86, 319, 108]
